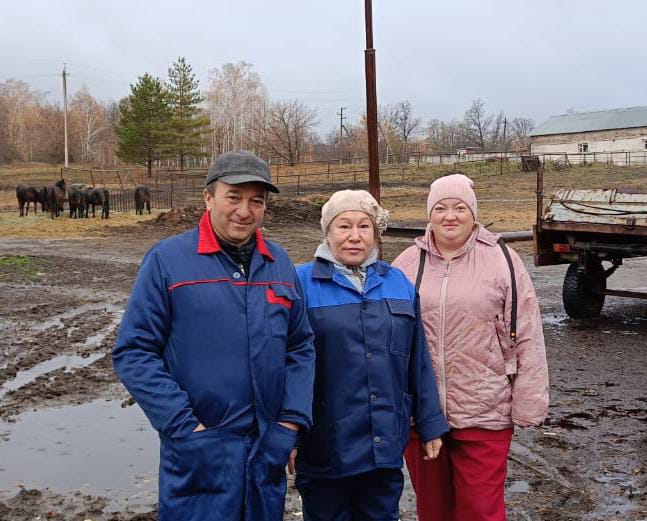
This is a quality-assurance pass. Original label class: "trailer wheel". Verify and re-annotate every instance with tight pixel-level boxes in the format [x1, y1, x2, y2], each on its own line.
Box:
[562, 261, 606, 319]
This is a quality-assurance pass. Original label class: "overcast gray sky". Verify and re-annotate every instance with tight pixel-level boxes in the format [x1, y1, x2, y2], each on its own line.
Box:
[1, 0, 645, 134]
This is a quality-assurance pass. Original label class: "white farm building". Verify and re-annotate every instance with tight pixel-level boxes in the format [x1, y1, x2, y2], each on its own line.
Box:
[530, 107, 647, 165]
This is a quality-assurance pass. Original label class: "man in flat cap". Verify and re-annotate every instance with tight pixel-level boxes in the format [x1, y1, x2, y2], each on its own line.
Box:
[113, 150, 315, 521]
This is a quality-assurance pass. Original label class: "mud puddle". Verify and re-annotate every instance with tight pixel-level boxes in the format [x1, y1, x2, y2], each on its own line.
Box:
[0, 399, 158, 514]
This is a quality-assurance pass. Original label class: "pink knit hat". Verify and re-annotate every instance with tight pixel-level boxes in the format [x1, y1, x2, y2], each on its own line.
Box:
[426, 174, 477, 219]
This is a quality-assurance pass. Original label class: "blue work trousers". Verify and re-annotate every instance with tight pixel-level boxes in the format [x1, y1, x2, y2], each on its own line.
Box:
[296, 468, 404, 521]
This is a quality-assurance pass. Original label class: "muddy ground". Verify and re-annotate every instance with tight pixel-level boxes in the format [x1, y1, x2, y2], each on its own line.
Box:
[0, 199, 645, 521]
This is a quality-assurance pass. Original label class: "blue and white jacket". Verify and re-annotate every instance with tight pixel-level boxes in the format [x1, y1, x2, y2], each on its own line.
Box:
[296, 254, 448, 478]
[113, 211, 315, 521]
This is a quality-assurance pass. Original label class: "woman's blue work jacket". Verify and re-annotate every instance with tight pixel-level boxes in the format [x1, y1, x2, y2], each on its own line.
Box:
[113, 212, 315, 521]
[295, 258, 448, 478]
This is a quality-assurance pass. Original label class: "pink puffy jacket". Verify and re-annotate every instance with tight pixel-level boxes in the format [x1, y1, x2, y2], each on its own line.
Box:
[392, 224, 549, 430]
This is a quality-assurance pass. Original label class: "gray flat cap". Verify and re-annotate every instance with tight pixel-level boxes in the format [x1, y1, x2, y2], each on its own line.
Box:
[205, 151, 279, 193]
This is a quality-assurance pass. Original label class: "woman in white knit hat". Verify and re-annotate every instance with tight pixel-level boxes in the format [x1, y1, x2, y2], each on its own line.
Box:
[392, 174, 549, 521]
[293, 189, 448, 521]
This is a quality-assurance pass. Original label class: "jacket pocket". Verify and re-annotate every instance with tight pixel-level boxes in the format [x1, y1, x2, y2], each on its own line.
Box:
[256, 422, 297, 487]
[167, 428, 237, 496]
[494, 317, 517, 379]
[386, 299, 416, 357]
[266, 284, 300, 342]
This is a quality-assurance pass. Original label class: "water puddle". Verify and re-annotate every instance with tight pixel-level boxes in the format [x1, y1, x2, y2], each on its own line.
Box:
[0, 353, 105, 399]
[0, 399, 158, 512]
[588, 494, 635, 519]
[542, 313, 569, 327]
[77, 312, 123, 350]
[507, 480, 530, 493]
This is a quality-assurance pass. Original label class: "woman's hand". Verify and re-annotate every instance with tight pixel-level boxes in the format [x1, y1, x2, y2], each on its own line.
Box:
[423, 437, 443, 460]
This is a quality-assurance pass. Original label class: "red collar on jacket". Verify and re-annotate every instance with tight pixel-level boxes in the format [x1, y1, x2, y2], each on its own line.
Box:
[197, 210, 274, 261]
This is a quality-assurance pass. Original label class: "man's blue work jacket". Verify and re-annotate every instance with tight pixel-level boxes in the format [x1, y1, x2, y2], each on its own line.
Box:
[113, 211, 315, 521]
[295, 258, 448, 478]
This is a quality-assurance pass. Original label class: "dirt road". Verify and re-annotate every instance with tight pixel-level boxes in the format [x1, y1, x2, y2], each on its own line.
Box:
[0, 209, 645, 520]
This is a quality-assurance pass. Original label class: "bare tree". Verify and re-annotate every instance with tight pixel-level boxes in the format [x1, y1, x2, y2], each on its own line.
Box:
[464, 98, 492, 150]
[426, 118, 469, 155]
[205, 61, 268, 157]
[0, 79, 63, 163]
[70, 86, 113, 164]
[373, 105, 397, 162]
[489, 111, 509, 151]
[258, 99, 318, 165]
[393, 100, 420, 160]
[511, 117, 535, 151]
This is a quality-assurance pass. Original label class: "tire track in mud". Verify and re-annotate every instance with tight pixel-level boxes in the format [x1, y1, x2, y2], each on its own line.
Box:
[0, 300, 126, 419]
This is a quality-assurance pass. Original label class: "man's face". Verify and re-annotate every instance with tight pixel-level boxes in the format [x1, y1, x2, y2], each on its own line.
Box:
[204, 181, 267, 246]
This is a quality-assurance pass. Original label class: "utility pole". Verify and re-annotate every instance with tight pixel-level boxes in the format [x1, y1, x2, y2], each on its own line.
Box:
[364, 0, 380, 203]
[337, 106, 346, 162]
[62, 64, 69, 168]
[501, 117, 507, 175]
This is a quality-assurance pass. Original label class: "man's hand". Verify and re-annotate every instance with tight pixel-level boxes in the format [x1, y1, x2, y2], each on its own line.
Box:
[193, 423, 206, 433]
[423, 437, 443, 460]
[287, 448, 298, 474]
[277, 422, 299, 474]
[277, 421, 299, 432]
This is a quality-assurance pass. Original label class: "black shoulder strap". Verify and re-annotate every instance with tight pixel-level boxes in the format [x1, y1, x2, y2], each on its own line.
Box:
[497, 238, 517, 342]
[415, 247, 426, 293]
[415, 241, 516, 341]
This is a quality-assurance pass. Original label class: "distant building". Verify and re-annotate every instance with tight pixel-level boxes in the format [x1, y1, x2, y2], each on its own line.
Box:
[530, 107, 647, 158]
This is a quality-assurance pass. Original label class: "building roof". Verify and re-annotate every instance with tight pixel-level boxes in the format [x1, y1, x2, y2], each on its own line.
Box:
[530, 106, 647, 137]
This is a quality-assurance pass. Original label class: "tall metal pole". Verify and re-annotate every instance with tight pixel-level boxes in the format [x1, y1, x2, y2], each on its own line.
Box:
[364, 0, 380, 203]
[62, 64, 69, 168]
[337, 106, 346, 162]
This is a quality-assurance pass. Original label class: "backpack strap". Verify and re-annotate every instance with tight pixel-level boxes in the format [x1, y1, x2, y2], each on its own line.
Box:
[415, 247, 426, 293]
[497, 238, 517, 342]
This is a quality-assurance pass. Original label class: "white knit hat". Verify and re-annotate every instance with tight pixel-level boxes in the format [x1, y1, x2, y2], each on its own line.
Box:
[320, 189, 389, 235]
[426, 174, 477, 218]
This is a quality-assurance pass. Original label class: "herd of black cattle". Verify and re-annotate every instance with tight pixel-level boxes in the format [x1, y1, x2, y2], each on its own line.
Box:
[15, 180, 152, 219]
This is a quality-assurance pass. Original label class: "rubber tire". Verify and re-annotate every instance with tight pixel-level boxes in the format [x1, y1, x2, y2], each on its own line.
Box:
[562, 261, 606, 319]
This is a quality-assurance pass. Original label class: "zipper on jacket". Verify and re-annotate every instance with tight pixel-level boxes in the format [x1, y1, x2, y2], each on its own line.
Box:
[438, 261, 451, 415]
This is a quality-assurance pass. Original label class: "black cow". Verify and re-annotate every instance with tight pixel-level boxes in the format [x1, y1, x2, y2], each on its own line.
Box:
[134, 186, 151, 215]
[87, 188, 110, 219]
[16, 185, 42, 216]
[68, 189, 83, 218]
[44, 179, 66, 219]
[39, 187, 49, 213]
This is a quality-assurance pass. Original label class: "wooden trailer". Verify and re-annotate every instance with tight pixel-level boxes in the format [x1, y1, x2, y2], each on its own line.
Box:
[533, 166, 647, 318]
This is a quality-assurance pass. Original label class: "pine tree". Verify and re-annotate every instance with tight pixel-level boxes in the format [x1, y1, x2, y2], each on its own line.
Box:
[165, 57, 211, 171]
[116, 74, 171, 177]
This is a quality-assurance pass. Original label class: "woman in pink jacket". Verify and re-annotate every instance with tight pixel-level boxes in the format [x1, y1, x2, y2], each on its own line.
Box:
[392, 174, 549, 521]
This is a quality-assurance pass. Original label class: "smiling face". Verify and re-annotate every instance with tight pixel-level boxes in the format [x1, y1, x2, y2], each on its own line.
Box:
[326, 210, 375, 266]
[204, 181, 267, 246]
[429, 198, 475, 250]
